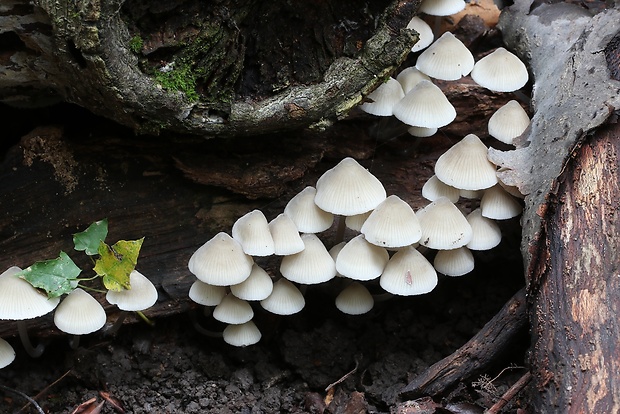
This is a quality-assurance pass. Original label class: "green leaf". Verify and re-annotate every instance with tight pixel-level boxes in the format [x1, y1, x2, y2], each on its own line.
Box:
[18, 251, 82, 298]
[73, 219, 109, 255]
[94, 238, 144, 292]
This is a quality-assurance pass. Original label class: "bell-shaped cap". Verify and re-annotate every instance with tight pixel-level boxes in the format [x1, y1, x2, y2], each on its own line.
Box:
[419, 0, 466, 16]
[54, 288, 106, 335]
[471, 47, 529, 92]
[488, 100, 530, 145]
[223, 321, 261, 347]
[232, 210, 275, 257]
[280, 234, 336, 284]
[0, 266, 60, 320]
[361, 195, 422, 248]
[213, 294, 254, 325]
[0, 338, 15, 369]
[188, 232, 253, 286]
[359, 77, 405, 116]
[434, 246, 475, 276]
[335, 282, 374, 315]
[422, 175, 460, 203]
[466, 209, 502, 251]
[284, 187, 334, 233]
[393, 80, 456, 128]
[416, 32, 474, 81]
[406, 17, 434, 52]
[345, 211, 372, 232]
[314, 158, 386, 216]
[481, 185, 523, 220]
[106, 270, 158, 311]
[416, 197, 473, 249]
[260, 279, 305, 315]
[230, 263, 274, 301]
[336, 235, 389, 281]
[435, 134, 498, 191]
[268, 213, 304, 256]
[188, 281, 227, 306]
[379, 246, 438, 296]
[397, 67, 431, 94]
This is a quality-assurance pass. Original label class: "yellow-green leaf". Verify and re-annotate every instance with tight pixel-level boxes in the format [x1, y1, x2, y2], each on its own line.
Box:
[94, 238, 144, 292]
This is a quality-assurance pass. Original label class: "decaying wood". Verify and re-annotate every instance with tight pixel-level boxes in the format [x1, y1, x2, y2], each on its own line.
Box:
[486, 2, 620, 412]
[399, 287, 527, 399]
[1, 0, 420, 137]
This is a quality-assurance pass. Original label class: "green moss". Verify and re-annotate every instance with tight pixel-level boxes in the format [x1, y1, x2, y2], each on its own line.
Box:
[129, 35, 144, 54]
[154, 64, 199, 102]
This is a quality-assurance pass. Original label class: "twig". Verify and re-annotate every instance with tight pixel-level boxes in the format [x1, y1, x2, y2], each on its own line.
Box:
[0, 384, 45, 414]
[484, 371, 532, 414]
[325, 356, 360, 392]
[20, 369, 72, 413]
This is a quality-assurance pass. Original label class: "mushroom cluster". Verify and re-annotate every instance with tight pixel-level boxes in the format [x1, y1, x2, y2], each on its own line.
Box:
[187, 154, 522, 347]
[0, 265, 158, 362]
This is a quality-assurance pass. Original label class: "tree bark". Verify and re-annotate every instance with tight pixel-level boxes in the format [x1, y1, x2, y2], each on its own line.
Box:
[1, 0, 420, 137]
[488, 2, 620, 411]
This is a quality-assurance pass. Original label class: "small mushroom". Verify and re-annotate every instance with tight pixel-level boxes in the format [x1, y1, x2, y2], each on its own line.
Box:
[359, 77, 405, 116]
[230, 264, 274, 301]
[335, 282, 374, 315]
[280, 234, 336, 285]
[379, 246, 438, 296]
[416, 197, 473, 250]
[260, 279, 305, 315]
[471, 47, 529, 93]
[335, 234, 389, 281]
[416, 32, 475, 81]
[422, 175, 460, 203]
[360, 195, 422, 248]
[466, 209, 502, 251]
[488, 100, 530, 145]
[406, 17, 434, 53]
[433, 246, 475, 276]
[393, 80, 457, 129]
[188, 232, 253, 286]
[54, 288, 107, 349]
[105, 270, 158, 334]
[223, 321, 262, 347]
[232, 210, 275, 257]
[284, 186, 334, 234]
[0, 266, 60, 357]
[268, 214, 305, 256]
[213, 294, 254, 325]
[0, 338, 16, 368]
[419, 0, 466, 16]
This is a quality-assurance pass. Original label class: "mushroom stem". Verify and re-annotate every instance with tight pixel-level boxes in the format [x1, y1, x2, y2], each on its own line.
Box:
[192, 321, 224, 338]
[335, 216, 347, 244]
[104, 311, 127, 336]
[372, 292, 395, 302]
[16, 320, 45, 358]
[0, 384, 45, 414]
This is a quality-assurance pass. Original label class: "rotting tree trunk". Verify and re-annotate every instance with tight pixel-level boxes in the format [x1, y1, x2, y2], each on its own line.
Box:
[1, 0, 419, 137]
[488, 1, 620, 411]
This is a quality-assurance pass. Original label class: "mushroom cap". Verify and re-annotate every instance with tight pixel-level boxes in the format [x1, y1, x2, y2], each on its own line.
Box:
[260, 279, 305, 315]
[335, 282, 374, 315]
[379, 246, 438, 296]
[106, 270, 158, 311]
[212, 294, 254, 325]
[488, 100, 530, 145]
[188, 232, 253, 286]
[359, 77, 405, 116]
[361, 195, 422, 248]
[335, 234, 389, 281]
[397, 67, 431, 94]
[232, 210, 275, 257]
[416, 197, 473, 250]
[223, 321, 262, 347]
[419, 0, 466, 16]
[407, 126, 438, 138]
[480, 184, 523, 220]
[471, 47, 529, 92]
[280, 234, 336, 284]
[0, 338, 15, 369]
[393, 80, 456, 128]
[0, 266, 60, 320]
[422, 175, 460, 203]
[433, 246, 475, 276]
[188, 280, 227, 306]
[284, 186, 334, 233]
[406, 17, 434, 53]
[415, 32, 474, 81]
[435, 134, 498, 191]
[268, 214, 305, 256]
[54, 288, 106, 335]
[466, 209, 502, 251]
[314, 157, 387, 216]
[230, 263, 274, 301]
